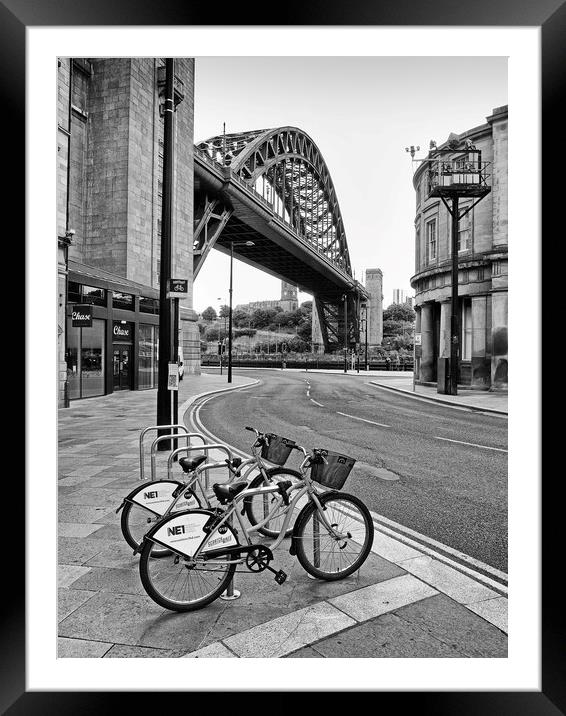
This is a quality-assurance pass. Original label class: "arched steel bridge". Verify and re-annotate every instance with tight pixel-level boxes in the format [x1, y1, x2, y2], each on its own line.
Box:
[193, 126, 368, 352]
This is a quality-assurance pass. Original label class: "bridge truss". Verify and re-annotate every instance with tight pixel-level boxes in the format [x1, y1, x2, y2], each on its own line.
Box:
[194, 127, 368, 353]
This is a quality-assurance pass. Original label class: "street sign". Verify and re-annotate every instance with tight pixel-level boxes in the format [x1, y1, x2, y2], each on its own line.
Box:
[167, 361, 179, 391]
[72, 304, 93, 327]
[414, 333, 422, 346]
[166, 278, 188, 299]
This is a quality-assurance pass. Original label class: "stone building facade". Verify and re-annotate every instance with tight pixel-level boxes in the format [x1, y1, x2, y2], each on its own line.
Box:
[57, 58, 198, 406]
[410, 105, 508, 390]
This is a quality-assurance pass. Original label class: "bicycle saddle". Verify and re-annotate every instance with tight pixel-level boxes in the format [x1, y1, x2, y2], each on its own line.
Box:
[178, 454, 208, 473]
[212, 481, 248, 504]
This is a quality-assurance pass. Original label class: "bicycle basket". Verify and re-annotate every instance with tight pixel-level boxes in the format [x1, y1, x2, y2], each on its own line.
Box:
[260, 433, 296, 465]
[310, 450, 356, 490]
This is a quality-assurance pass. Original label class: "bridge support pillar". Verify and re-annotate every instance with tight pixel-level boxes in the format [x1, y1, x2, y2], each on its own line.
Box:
[311, 302, 324, 353]
[364, 268, 383, 349]
[180, 307, 201, 375]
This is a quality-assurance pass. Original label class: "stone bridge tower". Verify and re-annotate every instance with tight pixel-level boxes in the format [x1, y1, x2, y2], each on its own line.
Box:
[365, 268, 383, 348]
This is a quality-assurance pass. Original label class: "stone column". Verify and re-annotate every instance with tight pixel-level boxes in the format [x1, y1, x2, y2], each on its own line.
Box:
[365, 268, 383, 347]
[311, 302, 324, 354]
[439, 301, 451, 359]
[471, 295, 490, 389]
[491, 291, 508, 391]
[420, 302, 435, 382]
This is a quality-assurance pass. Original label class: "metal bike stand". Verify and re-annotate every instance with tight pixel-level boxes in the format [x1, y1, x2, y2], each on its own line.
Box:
[307, 512, 321, 580]
[220, 512, 241, 601]
[149, 432, 209, 482]
[139, 424, 190, 481]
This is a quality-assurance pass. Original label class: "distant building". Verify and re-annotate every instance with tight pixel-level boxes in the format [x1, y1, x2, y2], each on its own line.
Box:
[236, 280, 299, 314]
[392, 289, 412, 306]
[410, 105, 508, 391]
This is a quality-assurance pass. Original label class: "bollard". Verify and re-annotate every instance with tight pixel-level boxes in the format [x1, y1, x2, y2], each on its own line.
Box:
[220, 511, 241, 601]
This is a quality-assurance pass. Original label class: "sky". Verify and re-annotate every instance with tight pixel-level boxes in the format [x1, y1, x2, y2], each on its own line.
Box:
[192, 56, 507, 314]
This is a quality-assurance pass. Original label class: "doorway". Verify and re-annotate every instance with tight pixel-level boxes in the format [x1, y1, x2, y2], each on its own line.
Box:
[113, 345, 132, 391]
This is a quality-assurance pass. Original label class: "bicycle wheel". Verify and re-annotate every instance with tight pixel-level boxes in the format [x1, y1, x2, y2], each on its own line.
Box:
[139, 532, 237, 612]
[121, 501, 171, 557]
[294, 492, 374, 580]
[244, 467, 304, 539]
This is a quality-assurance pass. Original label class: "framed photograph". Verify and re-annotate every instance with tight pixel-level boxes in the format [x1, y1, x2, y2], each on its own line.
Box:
[8, 0, 556, 709]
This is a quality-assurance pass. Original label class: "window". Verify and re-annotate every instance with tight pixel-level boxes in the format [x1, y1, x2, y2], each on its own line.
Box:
[415, 225, 421, 270]
[68, 282, 106, 306]
[139, 296, 159, 314]
[416, 182, 421, 207]
[461, 300, 472, 361]
[82, 285, 106, 306]
[65, 318, 106, 399]
[458, 209, 471, 252]
[112, 292, 134, 311]
[426, 219, 437, 264]
[138, 324, 158, 389]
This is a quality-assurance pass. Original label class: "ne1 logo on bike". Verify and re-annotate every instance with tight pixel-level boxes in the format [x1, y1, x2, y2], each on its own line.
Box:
[144, 491, 158, 499]
[167, 525, 186, 536]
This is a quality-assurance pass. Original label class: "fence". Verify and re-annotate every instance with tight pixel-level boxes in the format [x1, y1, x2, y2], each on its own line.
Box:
[201, 354, 414, 372]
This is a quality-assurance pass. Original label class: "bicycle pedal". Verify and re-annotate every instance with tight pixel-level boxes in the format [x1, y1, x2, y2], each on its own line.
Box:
[274, 570, 287, 585]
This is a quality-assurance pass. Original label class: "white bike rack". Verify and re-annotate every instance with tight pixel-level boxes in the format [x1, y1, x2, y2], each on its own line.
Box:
[149, 432, 209, 482]
[139, 424, 190, 481]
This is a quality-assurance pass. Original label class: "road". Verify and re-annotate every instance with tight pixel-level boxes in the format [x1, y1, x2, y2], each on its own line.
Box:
[195, 369, 508, 572]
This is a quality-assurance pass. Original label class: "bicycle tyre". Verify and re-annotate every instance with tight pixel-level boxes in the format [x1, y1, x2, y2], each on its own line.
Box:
[121, 486, 201, 557]
[139, 524, 238, 612]
[121, 501, 171, 557]
[294, 492, 374, 580]
[243, 466, 303, 539]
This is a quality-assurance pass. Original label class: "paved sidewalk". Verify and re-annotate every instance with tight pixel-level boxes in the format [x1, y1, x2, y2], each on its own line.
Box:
[57, 370, 507, 658]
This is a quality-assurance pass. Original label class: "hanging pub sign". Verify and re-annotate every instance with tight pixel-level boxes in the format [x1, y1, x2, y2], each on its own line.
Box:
[166, 278, 188, 299]
[112, 321, 133, 341]
[72, 304, 93, 328]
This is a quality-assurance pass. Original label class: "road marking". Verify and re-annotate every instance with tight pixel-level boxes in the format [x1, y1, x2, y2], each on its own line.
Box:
[336, 411, 390, 428]
[434, 436, 507, 452]
[188, 394, 508, 595]
[310, 399, 324, 407]
[336, 501, 508, 589]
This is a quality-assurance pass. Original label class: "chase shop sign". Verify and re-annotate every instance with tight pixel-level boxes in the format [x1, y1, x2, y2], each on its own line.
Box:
[112, 321, 133, 340]
[72, 304, 93, 327]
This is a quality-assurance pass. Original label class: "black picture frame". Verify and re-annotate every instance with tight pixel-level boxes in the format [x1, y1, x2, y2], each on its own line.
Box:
[10, 0, 557, 711]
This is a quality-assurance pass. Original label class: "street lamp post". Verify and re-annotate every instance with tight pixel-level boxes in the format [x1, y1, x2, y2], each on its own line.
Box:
[228, 240, 255, 383]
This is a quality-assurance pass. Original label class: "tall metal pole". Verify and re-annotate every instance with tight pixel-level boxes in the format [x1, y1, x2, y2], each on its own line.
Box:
[449, 195, 460, 395]
[157, 58, 175, 448]
[364, 305, 368, 371]
[228, 243, 234, 383]
[172, 297, 179, 451]
[343, 295, 348, 373]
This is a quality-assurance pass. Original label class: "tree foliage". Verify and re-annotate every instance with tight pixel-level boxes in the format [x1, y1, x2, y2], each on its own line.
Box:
[201, 306, 217, 321]
[383, 303, 416, 323]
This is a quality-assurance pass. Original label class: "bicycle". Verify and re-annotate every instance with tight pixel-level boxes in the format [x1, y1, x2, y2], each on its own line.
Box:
[117, 427, 303, 554]
[136, 441, 374, 612]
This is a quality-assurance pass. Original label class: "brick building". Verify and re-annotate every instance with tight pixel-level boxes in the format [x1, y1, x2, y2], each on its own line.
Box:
[57, 58, 198, 405]
[410, 105, 508, 390]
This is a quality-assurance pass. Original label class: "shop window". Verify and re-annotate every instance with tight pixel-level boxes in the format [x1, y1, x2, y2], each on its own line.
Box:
[113, 291, 134, 311]
[82, 284, 107, 306]
[68, 281, 81, 304]
[138, 324, 158, 389]
[65, 318, 106, 399]
[139, 296, 160, 314]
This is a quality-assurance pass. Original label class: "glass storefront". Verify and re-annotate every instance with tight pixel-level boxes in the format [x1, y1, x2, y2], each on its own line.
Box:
[65, 318, 106, 399]
[138, 323, 159, 389]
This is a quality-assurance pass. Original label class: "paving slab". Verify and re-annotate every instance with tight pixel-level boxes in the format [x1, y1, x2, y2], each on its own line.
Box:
[103, 644, 182, 658]
[58, 523, 107, 538]
[466, 596, 508, 634]
[57, 637, 113, 658]
[398, 555, 499, 605]
[58, 588, 97, 621]
[391, 594, 508, 657]
[70, 566, 147, 596]
[328, 574, 438, 622]
[58, 564, 92, 588]
[58, 536, 113, 565]
[222, 602, 356, 658]
[183, 643, 237, 659]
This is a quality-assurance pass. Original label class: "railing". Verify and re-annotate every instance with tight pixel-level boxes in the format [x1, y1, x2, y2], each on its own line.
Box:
[201, 354, 414, 372]
[427, 159, 490, 190]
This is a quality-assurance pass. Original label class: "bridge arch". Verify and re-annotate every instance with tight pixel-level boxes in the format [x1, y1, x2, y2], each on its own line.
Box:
[197, 127, 351, 274]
